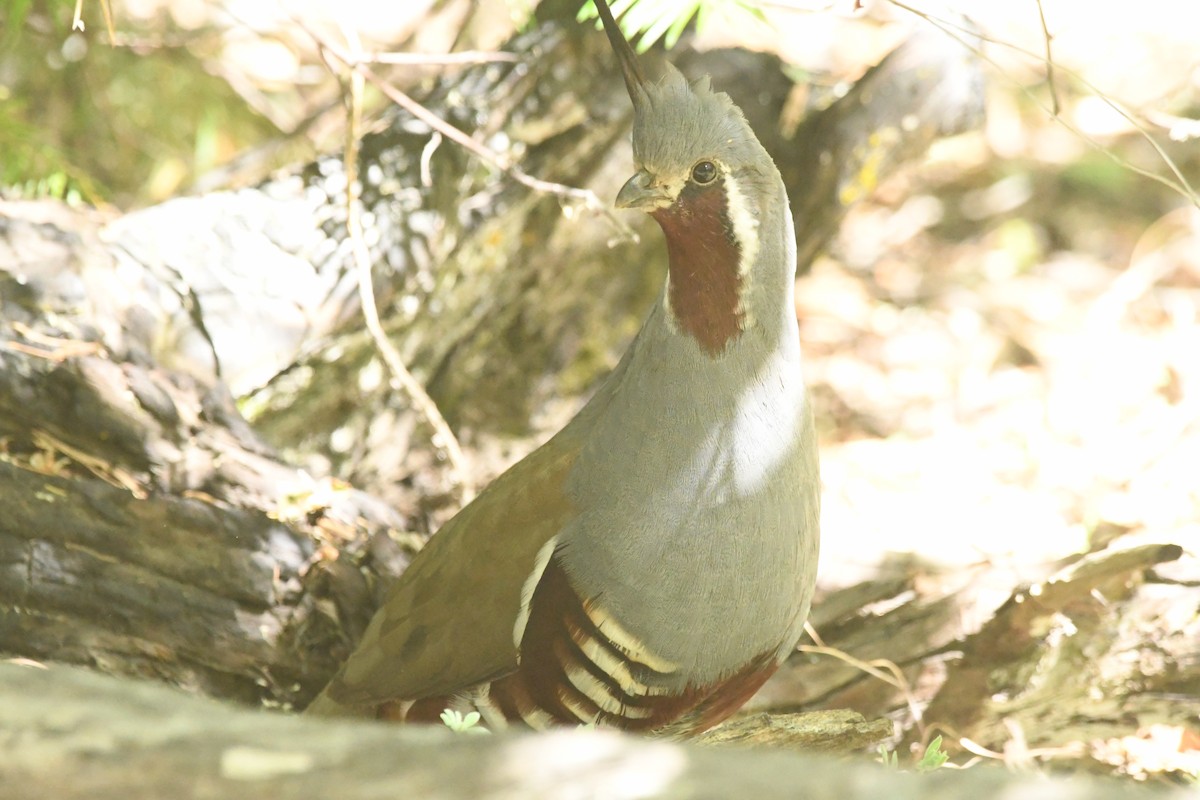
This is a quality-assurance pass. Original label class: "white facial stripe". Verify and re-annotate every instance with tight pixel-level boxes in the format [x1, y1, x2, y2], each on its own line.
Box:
[721, 171, 760, 323]
[661, 285, 678, 331]
[661, 174, 687, 203]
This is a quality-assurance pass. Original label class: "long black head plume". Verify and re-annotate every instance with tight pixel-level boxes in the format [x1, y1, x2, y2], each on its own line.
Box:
[593, 0, 648, 110]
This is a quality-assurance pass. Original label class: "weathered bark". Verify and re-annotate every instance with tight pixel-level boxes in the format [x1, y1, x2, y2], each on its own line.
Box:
[0, 210, 403, 704]
[0, 662, 1187, 800]
[695, 709, 891, 751]
[751, 541, 1199, 776]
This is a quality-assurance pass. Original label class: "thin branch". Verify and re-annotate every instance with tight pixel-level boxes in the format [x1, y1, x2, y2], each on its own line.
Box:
[751, 0, 837, 11]
[797, 644, 927, 737]
[1144, 110, 1200, 142]
[98, 0, 116, 44]
[885, 0, 1200, 210]
[293, 17, 630, 233]
[419, 131, 442, 188]
[71, 0, 117, 42]
[30, 430, 146, 499]
[339, 30, 474, 502]
[3, 323, 102, 362]
[366, 51, 520, 65]
[1033, 0, 1059, 115]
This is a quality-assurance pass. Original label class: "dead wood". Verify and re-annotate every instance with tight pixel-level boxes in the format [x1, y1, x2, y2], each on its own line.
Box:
[0, 662, 1187, 800]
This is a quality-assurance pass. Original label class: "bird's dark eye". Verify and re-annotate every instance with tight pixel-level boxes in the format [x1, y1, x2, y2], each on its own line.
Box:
[691, 160, 717, 185]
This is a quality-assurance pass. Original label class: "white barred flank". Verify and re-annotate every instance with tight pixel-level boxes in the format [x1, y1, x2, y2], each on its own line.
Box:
[512, 696, 554, 730]
[567, 627, 673, 697]
[513, 537, 559, 653]
[563, 665, 655, 718]
[583, 604, 680, 674]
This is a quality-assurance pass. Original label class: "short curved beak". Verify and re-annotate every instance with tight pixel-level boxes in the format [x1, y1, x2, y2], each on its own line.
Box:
[615, 170, 672, 211]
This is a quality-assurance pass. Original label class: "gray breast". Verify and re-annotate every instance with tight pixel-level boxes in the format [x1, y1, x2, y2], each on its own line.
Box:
[557, 307, 819, 687]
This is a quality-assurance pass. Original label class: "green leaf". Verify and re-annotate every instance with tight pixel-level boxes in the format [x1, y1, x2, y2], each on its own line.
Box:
[916, 735, 950, 772]
[2, 0, 35, 46]
[439, 708, 490, 735]
[576, 0, 763, 53]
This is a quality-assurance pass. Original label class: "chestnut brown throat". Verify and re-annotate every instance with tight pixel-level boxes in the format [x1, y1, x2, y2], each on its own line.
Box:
[652, 175, 747, 356]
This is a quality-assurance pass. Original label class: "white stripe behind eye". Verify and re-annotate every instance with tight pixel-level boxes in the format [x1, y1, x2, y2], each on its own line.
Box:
[513, 537, 559, 653]
[721, 171, 760, 280]
[721, 171, 760, 326]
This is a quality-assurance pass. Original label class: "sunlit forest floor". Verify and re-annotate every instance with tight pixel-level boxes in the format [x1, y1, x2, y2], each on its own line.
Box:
[809, 117, 1198, 595]
[793, 113, 1199, 779]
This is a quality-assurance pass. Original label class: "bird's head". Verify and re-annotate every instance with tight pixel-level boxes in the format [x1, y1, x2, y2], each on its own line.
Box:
[593, 0, 792, 357]
[614, 68, 771, 217]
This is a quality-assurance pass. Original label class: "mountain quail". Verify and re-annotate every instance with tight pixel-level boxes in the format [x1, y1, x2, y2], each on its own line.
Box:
[307, 0, 820, 737]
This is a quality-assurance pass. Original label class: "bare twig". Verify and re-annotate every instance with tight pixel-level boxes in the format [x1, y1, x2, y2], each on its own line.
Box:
[72, 0, 116, 43]
[1088, 206, 1196, 325]
[0, 341, 100, 361]
[292, 17, 633, 237]
[743, 0, 837, 12]
[419, 131, 442, 188]
[2, 324, 102, 362]
[957, 734, 1006, 760]
[1033, 0, 1059, 115]
[338, 29, 474, 502]
[885, 0, 1200, 210]
[797, 644, 927, 737]
[366, 51, 519, 65]
[98, 0, 116, 43]
[30, 430, 146, 499]
[1144, 110, 1200, 142]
